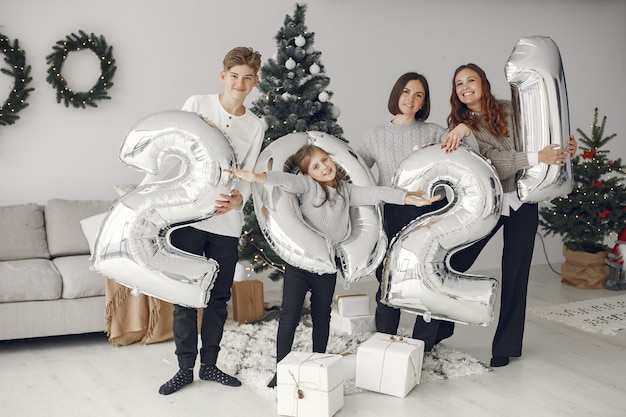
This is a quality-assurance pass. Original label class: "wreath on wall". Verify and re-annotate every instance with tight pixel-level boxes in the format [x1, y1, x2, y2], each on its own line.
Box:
[0, 33, 35, 126]
[46, 30, 117, 109]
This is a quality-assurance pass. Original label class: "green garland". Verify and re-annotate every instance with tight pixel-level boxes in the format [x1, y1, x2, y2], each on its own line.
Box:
[0, 33, 35, 126]
[46, 30, 117, 108]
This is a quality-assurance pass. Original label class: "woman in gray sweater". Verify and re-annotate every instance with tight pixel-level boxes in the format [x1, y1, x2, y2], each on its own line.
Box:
[229, 144, 439, 387]
[358, 72, 476, 353]
[447, 63, 576, 367]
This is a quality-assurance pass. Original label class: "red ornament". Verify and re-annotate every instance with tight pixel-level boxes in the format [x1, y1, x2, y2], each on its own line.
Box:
[599, 209, 612, 219]
[583, 149, 596, 159]
[590, 181, 605, 189]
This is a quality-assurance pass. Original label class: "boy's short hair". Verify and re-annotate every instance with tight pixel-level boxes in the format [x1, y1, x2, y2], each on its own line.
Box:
[223, 47, 262, 74]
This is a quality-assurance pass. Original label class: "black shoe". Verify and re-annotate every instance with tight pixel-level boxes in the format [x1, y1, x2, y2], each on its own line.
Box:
[199, 365, 241, 387]
[159, 369, 193, 395]
[490, 356, 510, 367]
[267, 373, 277, 388]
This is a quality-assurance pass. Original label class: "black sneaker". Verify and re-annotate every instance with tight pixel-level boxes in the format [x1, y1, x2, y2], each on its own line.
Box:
[267, 373, 277, 388]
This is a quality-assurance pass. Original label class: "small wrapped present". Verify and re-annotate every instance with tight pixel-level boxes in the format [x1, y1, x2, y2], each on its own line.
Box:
[355, 332, 424, 398]
[277, 352, 344, 417]
[340, 352, 357, 381]
[231, 279, 264, 323]
[335, 294, 370, 317]
[330, 310, 375, 335]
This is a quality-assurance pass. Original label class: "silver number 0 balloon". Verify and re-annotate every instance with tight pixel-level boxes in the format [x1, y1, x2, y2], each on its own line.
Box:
[92, 110, 237, 308]
[251, 131, 387, 282]
[382, 145, 502, 326]
[506, 36, 573, 202]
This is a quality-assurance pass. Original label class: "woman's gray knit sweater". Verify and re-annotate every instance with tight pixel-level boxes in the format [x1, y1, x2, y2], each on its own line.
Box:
[470, 101, 531, 193]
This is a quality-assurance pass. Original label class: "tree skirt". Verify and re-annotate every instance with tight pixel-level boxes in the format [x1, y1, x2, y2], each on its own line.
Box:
[216, 318, 490, 399]
[529, 294, 626, 336]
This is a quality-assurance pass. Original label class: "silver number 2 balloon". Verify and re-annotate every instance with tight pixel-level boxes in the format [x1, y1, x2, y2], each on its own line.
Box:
[381, 145, 502, 326]
[92, 110, 237, 308]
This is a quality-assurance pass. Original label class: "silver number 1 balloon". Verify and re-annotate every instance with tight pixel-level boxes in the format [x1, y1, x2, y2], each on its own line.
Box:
[506, 35, 573, 202]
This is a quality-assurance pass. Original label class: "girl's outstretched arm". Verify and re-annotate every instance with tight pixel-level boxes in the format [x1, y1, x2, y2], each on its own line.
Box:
[226, 168, 267, 183]
[404, 190, 442, 207]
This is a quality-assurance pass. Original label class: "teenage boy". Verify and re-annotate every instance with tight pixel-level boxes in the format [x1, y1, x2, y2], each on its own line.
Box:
[158, 46, 265, 395]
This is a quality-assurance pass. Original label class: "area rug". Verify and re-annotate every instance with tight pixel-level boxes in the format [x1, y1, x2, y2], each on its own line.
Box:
[529, 294, 626, 336]
[216, 318, 490, 399]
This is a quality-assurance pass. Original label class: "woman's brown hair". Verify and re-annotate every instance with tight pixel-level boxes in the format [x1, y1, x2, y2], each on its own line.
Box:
[447, 63, 508, 138]
[387, 72, 431, 121]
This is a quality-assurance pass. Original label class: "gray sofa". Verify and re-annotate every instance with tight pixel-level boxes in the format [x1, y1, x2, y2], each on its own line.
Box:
[0, 199, 112, 341]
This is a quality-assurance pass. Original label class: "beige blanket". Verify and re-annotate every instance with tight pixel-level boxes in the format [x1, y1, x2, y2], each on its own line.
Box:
[104, 278, 174, 346]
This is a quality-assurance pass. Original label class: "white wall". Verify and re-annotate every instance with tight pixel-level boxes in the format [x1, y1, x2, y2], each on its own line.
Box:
[2, 0, 625, 270]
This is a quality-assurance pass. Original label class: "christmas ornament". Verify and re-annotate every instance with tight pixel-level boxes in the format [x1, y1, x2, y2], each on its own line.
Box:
[505, 36, 572, 202]
[318, 91, 329, 102]
[92, 111, 237, 308]
[382, 144, 502, 326]
[249, 131, 386, 282]
[309, 63, 320, 75]
[330, 104, 341, 119]
[294, 35, 306, 47]
[285, 57, 296, 70]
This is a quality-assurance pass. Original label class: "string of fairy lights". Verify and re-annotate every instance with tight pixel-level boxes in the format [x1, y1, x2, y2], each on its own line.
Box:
[240, 229, 286, 275]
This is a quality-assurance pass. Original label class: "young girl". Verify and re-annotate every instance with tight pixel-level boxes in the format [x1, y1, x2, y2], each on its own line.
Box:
[228, 144, 440, 387]
[447, 63, 576, 367]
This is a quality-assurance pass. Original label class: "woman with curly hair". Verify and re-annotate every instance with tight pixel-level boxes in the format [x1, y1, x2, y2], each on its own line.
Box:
[447, 63, 576, 367]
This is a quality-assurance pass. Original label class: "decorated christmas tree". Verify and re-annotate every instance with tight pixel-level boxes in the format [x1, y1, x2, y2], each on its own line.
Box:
[238, 3, 346, 280]
[539, 108, 626, 253]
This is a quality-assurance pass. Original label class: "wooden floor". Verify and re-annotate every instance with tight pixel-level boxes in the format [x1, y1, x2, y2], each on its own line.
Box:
[1, 264, 624, 417]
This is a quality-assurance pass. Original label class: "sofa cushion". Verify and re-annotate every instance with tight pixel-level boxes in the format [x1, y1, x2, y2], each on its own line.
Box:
[0, 259, 62, 302]
[45, 199, 113, 257]
[0, 203, 50, 261]
[80, 212, 108, 255]
[53, 255, 106, 299]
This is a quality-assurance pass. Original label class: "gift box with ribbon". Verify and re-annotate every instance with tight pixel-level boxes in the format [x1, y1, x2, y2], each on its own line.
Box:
[335, 294, 370, 317]
[330, 310, 375, 335]
[355, 332, 424, 398]
[277, 351, 344, 417]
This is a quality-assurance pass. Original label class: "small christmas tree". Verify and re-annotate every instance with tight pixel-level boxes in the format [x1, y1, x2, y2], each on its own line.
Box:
[539, 108, 626, 253]
[239, 3, 346, 280]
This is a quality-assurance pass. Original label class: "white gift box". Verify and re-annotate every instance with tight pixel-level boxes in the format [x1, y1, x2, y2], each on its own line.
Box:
[335, 294, 370, 317]
[277, 352, 344, 417]
[355, 332, 424, 398]
[340, 353, 357, 381]
[330, 310, 375, 335]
